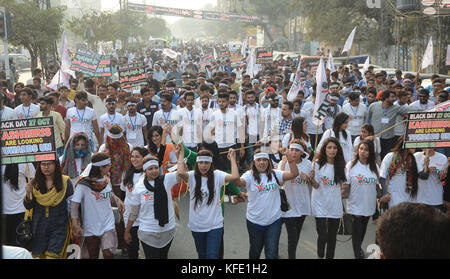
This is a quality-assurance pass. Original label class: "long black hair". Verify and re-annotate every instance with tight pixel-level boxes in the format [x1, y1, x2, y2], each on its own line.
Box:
[123, 146, 149, 187]
[351, 139, 379, 178]
[332, 112, 349, 140]
[292, 117, 309, 142]
[4, 164, 19, 191]
[147, 125, 164, 154]
[315, 137, 347, 185]
[193, 149, 215, 210]
[31, 160, 64, 194]
[89, 152, 111, 179]
[391, 137, 419, 199]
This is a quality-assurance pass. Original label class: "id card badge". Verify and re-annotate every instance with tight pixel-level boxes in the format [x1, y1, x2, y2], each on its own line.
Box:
[351, 119, 361, 126]
[128, 131, 137, 140]
[381, 117, 389, 124]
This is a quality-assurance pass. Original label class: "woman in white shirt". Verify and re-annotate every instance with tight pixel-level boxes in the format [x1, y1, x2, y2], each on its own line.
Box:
[317, 112, 353, 162]
[278, 139, 313, 259]
[71, 152, 125, 259]
[120, 146, 149, 259]
[124, 154, 182, 259]
[344, 139, 380, 259]
[282, 117, 313, 158]
[234, 149, 299, 259]
[177, 147, 239, 259]
[310, 137, 347, 259]
[353, 124, 382, 165]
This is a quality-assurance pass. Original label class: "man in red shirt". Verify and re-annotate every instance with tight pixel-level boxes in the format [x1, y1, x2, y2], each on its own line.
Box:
[48, 92, 67, 119]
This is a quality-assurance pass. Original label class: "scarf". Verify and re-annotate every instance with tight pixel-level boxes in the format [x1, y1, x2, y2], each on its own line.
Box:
[388, 152, 417, 196]
[62, 134, 92, 178]
[106, 135, 131, 185]
[78, 176, 110, 193]
[144, 175, 169, 227]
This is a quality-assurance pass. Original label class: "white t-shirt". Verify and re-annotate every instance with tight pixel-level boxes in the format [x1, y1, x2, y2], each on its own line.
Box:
[208, 109, 243, 148]
[66, 107, 97, 140]
[60, 99, 75, 109]
[409, 100, 435, 111]
[379, 152, 413, 208]
[124, 113, 147, 147]
[121, 173, 144, 227]
[14, 104, 40, 119]
[244, 103, 262, 141]
[346, 161, 379, 217]
[71, 182, 116, 237]
[317, 129, 354, 163]
[127, 173, 179, 233]
[281, 133, 312, 151]
[187, 170, 227, 232]
[152, 109, 181, 144]
[177, 107, 202, 148]
[353, 136, 381, 158]
[2, 164, 35, 214]
[302, 101, 324, 135]
[195, 107, 214, 131]
[414, 151, 447, 206]
[311, 163, 343, 219]
[279, 159, 312, 218]
[342, 103, 367, 136]
[99, 112, 126, 141]
[262, 107, 281, 139]
[0, 106, 15, 120]
[242, 170, 284, 226]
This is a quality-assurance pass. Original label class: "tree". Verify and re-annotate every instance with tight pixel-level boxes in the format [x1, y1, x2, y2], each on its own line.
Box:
[0, 0, 65, 71]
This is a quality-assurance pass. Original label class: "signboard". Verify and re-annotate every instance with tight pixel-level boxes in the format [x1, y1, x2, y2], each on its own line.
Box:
[404, 111, 450, 148]
[230, 51, 243, 67]
[1, 117, 56, 164]
[70, 48, 112, 77]
[256, 47, 273, 64]
[199, 54, 214, 69]
[218, 48, 230, 60]
[118, 62, 148, 89]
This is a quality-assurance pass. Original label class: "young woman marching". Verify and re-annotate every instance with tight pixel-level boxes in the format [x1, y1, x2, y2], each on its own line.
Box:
[121, 146, 149, 259]
[23, 160, 73, 258]
[60, 132, 92, 186]
[123, 153, 183, 259]
[234, 149, 299, 259]
[71, 152, 125, 259]
[177, 146, 240, 259]
[278, 139, 313, 259]
[344, 139, 380, 259]
[281, 117, 313, 158]
[310, 137, 347, 259]
[316, 112, 353, 162]
[379, 137, 419, 209]
[352, 124, 381, 165]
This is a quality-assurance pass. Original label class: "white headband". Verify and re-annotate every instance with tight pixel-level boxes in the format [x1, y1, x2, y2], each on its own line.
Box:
[219, 83, 228, 87]
[92, 158, 111, 167]
[107, 131, 123, 139]
[254, 153, 269, 160]
[143, 160, 159, 170]
[196, 156, 213, 163]
[290, 143, 305, 153]
[127, 102, 137, 106]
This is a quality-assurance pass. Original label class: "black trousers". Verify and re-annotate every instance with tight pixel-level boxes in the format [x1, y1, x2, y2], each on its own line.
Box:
[351, 215, 370, 259]
[4, 212, 25, 246]
[141, 239, 173, 259]
[315, 217, 340, 259]
[128, 226, 140, 259]
[283, 216, 306, 259]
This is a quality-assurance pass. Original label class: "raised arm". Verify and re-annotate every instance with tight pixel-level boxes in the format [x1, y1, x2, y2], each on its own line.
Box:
[282, 149, 299, 181]
[175, 143, 189, 182]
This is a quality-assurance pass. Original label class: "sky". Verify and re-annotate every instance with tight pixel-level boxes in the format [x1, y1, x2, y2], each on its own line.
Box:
[101, 0, 217, 23]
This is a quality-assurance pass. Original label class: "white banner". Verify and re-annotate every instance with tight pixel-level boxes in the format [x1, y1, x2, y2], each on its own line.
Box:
[421, 37, 433, 70]
[287, 65, 305, 102]
[342, 26, 357, 54]
[313, 57, 330, 126]
[362, 56, 370, 74]
[326, 52, 335, 72]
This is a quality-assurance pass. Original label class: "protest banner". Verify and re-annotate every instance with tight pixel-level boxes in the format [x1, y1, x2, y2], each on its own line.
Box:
[230, 51, 243, 67]
[404, 111, 450, 148]
[118, 61, 148, 89]
[218, 48, 230, 60]
[255, 47, 273, 64]
[199, 54, 214, 69]
[70, 48, 112, 77]
[1, 117, 56, 165]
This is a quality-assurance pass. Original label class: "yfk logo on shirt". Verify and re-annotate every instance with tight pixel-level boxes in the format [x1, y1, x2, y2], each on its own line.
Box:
[320, 176, 337, 187]
[354, 174, 378, 184]
[91, 191, 111, 201]
[254, 182, 279, 193]
[71, 116, 90, 123]
[290, 177, 309, 185]
[143, 191, 154, 201]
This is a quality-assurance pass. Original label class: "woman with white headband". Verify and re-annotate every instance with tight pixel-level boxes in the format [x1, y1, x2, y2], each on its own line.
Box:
[71, 152, 124, 259]
[177, 145, 240, 259]
[124, 150, 184, 259]
[234, 148, 299, 259]
[278, 139, 313, 259]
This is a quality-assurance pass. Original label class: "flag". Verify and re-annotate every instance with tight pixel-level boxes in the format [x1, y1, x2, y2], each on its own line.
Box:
[362, 56, 370, 74]
[312, 57, 330, 126]
[241, 39, 247, 57]
[326, 52, 335, 72]
[421, 37, 433, 70]
[287, 65, 305, 102]
[98, 44, 105, 55]
[48, 70, 70, 90]
[59, 31, 75, 78]
[341, 26, 357, 55]
[213, 48, 218, 60]
[163, 48, 178, 59]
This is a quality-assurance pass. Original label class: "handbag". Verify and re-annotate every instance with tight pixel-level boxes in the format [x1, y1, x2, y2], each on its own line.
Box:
[16, 217, 33, 248]
[273, 171, 290, 212]
[337, 200, 353, 236]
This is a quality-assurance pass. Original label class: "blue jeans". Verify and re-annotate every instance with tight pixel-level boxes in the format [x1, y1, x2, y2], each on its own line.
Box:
[245, 142, 257, 167]
[246, 218, 282, 259]
[191, 227, 223, 259]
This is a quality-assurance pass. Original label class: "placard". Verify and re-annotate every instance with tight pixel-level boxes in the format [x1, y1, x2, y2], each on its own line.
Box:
[70, 48, 112, 77]
[256, 47, 273, 64]
[404, 111, 450, 148]
[118, 62, 148, 89]
[199, 54, 214, 69]
[230, 51, 243, 67]
[218, 48, 230, 60]
[1, 117, 56, 164]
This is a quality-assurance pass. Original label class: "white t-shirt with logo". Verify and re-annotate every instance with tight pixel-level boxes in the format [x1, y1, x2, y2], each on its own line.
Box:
[124, 113, 147, 147]
[66, 107, 97, 140]
[152, 109, 181, 144]
[14, 104, 40, 119]
[127, 173, 179, 233]
[2, 164, 35, 214]
[242, 170, 284, 226]
[317, 129, 354, 162]
[414, 151, 447, 206]
[187, 170, 227, 232]
[71, 182, 116, 237]
[379, 152, 413, 208]
[311, 163, 343, 219]
[121, 173, 144, 227]
[178, 107, 202, 148]
[208, 109, 243, 148]
[279, 159, 312, 218]
[346, 161, 379, 217]
[99, 112, 126, 141]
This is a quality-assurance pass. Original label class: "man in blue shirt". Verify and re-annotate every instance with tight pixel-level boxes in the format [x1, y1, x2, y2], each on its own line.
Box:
[166, 63, 182, 86]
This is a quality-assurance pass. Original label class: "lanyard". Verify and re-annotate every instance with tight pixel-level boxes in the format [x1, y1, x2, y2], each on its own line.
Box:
[76, 108, 86, 123]
[350, 105, 359, 117]
[186, 108, 194, 123]
[22, 105, 31, 119]
[107, 113, 116, 123]
[129, 114, 137, 130]
[163, 110, 171, 124]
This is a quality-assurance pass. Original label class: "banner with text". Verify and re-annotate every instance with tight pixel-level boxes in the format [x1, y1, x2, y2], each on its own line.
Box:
[70, 48, 112, 77]
[404, 111, 450, 148]
[118, 62, 148, 89]
[255, 47, 273, 64]
[230, 51, 244, 67]
[1, 117, 56, 164]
